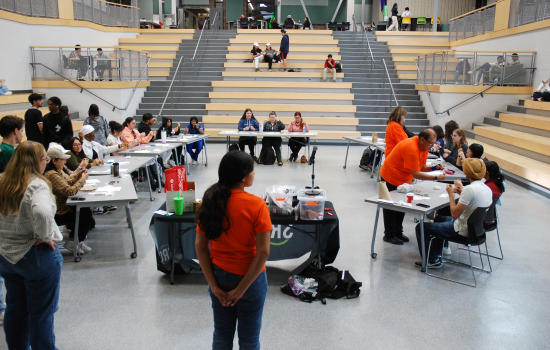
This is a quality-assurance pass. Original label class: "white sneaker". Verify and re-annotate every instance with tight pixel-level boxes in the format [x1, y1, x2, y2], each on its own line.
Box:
[79, 242, 92, 252]
[455, 81, 459, 85]
[192, 160, 198, 165]
[64, 241, 84, 254]
[474, 82, 479, 86]
[443, 246, 451, 255]
[92, 207, 104, 214]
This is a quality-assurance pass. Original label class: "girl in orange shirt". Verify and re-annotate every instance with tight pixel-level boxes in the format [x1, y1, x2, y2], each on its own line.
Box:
[120, 117, 154, 145]
[384, 106, 408, 158]
[196, 151, 272, 349]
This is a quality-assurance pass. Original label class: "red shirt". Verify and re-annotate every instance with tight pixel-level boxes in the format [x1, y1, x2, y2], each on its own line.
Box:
[197, 189, 273, 276]
[380, 136, 428, 186]
[325, 59, 335, 69]
[485, 180, 502, 200]
[384, 121, 408, 158]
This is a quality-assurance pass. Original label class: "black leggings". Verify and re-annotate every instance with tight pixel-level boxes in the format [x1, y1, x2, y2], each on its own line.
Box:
[55, 207, 94, 242]
[289, 137, 307, 156]
[381, 178, 405, 238]
[238, 136, 257, 156]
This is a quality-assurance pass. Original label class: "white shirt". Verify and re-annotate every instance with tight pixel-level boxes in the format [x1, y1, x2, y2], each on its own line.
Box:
[454, 180, 492, 237]
[106, 134, 120, 146]
[536, 82, 550, 93]
[82, 138, 120, 160]
[402, 11, 411, 17]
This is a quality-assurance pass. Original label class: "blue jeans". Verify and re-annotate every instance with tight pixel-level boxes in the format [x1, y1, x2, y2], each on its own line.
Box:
[475, 62, 492, 83]
[0, 276, 5, 314]
[209, 265, 268, 350]
[415, 217, 462, 262]
[186, 140, 204, 162]
[0, 244, 63, 350]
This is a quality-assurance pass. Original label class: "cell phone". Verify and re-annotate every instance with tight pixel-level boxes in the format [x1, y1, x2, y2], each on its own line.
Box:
[444, 169, 455, 175]
[69, 197, 86, 201]
[416, 203, 430, 208]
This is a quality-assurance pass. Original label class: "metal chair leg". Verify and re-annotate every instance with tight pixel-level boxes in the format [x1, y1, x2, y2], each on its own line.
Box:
[426, 240, 482, 288]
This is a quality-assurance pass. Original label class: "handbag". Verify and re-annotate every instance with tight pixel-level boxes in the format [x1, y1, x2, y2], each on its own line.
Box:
[300, 155, 307, 163]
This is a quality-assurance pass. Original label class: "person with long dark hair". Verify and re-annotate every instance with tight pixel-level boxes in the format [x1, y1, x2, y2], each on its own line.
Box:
[64, 136, 98, 171]
[484, 161, 505, 200]
[259, 111, 285, 166]
[195, 151, 272, 349]
[443, 128, 468, 166]
[443, 120, 459, 151]
[184, 116, 205, 165]
[287, 111, 309, 162]
[84, 104, 109, 146]
[238, 108, 260, 161]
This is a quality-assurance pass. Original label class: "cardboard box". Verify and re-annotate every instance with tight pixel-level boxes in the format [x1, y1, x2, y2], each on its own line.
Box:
[166, 181, 196, 213]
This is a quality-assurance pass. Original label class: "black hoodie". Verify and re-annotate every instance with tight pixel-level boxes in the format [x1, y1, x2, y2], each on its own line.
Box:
[156, 117, 180, 139]
[42, 110, 73, 148]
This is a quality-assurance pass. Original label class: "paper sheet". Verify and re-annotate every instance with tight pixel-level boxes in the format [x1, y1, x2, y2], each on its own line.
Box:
[154, 210, 174, 216]
[413, 195, 430, 200]
[439, 193, 449, 198]
[90, 170, 111, 174]
[85, 179, 101, 184]
[96, 187, 122, 192]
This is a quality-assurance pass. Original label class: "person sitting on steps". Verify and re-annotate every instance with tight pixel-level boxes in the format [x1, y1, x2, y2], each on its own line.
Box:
[323, 54, 337, 83]
[251, 43, 263, 72]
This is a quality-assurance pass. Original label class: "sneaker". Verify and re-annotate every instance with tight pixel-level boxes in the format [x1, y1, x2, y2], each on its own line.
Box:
[322, 79, 326, 82]
[281, 69, 287, 72]
[268, 69, 273, 72]
[92, 207, 104, 214]
[455, 81, 459, 85]
[64, 241, 84, 254]
[442, 246, 451, 255]
[255, 68, 261, 72]
[79, 242, 92, 252]
[467, 71, 473, 75]
[192, 160, 198, 165]
[415, 259, 442, 269]
[104, 205, 117, 212]
[333, 80, 337, 83]
[474, 82, 479, 86]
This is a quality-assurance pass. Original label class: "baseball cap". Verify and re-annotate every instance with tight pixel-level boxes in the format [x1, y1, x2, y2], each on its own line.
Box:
[253, 42, 259, 46]
[47, 144, 71, 160]
[266, 43, 271, 46]
[81, 125, 95, 136]
[281, 28, 286, 33]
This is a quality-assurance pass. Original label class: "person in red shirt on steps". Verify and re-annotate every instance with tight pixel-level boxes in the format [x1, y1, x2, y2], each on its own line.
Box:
[323, 54, 337, 82]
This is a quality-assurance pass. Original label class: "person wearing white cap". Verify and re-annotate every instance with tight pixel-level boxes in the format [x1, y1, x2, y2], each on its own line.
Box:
[251, 43, 263, 72]
[80, 124, 127, 161]
[263, 43, 278, 72]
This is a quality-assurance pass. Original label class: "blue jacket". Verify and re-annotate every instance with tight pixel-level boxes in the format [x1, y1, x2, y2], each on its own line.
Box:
[238, 118, 260, 131]
[280, 34, 289, 54]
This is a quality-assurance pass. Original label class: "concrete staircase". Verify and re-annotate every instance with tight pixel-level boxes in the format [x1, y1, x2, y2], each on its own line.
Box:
[333, 31, 429, 138]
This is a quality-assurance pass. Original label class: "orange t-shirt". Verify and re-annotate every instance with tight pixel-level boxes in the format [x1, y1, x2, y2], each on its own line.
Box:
[197, 189, 273, 276]
[384, 121, 408, 158]
[380, 136, 428, 186]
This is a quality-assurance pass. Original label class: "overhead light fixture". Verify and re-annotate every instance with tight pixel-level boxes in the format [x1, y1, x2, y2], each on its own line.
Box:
[260, 3, 267, 7]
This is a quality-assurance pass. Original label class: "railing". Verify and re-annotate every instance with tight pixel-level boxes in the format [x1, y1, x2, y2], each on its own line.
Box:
[509, 0, 550, 28]
[449, 2, 496, 41]
[361, 22, 377, 76]
[72, 0, 139, 28]
[0, 0, 58, 18]
[192, 12, 219, 77]
[30, 57, 150, 112]
[158, 56, 184, 118]
[416, 50, 536, 86]
[30, 46, 148, 82]
[382, 58, 399, 109]
[415, 58, 536, 116]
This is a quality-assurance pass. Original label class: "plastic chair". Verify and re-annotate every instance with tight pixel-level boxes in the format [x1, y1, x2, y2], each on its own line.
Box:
[341, 22, 350, 31]
[239, 17, 249, 29]
[425, 206, 491, 288]
[249, 19, 258, 29]
[401, 17, 411, 31]
[328, 21, 337, 31]
[416, 17, 427, 31]
[430, 16, 441, 31]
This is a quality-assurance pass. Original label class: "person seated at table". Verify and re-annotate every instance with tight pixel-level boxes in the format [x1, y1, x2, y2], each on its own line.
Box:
[303, 17, 312, 30]
[64, 137, 98, 171]
[80, 125, 126, 161]
[137, 113, 157, 143]
[484, 160, 505, 202]
[454, 59, 471, 84]
[510, 53, 521, 65]
[263, 44, 279, 72]
[287, 111, 309, 162]
[414, 158, 492, 268]
[156, 117, 182, 166]
[323, 54, 337, 83]
[442, 128, 468, 166]
[379, 129, 447, 245]
[184, 117, 205, 165]
[69, 45, 87, 81]
[238, 108, 259, 161]
[121, 117, 154, 145]
[456, 143, 484, 169]
[44, 144, 93, 254]
[251, 43, 263, 72]
[270, 17, 280, 29]
[258, 112, 285, 166]
[442, 119, 459, 154]
[106, 121, 139, 156]
[430, 125, 445, 155]
[401, 7, 411, 30]
[94, 48, 112, 81]
[284, 15, 294, 29]
[195, 151, 272, 349]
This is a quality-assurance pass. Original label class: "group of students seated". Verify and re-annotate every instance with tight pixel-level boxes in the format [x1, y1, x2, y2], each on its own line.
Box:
[237, 108, 309, 166]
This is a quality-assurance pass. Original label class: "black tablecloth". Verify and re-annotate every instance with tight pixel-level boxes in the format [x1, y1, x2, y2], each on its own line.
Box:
[149, 201, 340, 274]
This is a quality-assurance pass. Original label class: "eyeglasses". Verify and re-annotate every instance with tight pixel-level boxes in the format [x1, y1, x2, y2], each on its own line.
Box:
[423, 138, 436, 146]
[74, 143, 82, 147]
[42, 156, 51, 163]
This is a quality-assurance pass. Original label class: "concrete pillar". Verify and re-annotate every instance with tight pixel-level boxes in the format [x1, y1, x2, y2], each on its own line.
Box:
[432, 0, 439, 32]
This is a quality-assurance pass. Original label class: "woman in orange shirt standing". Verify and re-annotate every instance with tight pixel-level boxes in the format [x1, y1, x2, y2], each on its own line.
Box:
[195, 151, 272, 349]
[120, 117, 154, 145]
[384, 106, 408, 158]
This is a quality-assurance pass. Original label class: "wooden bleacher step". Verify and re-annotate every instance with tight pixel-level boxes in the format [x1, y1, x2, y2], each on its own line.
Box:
[205, 128, 360, 140]
[226, 54, 342, 61]
[523, 100, 550, 112]
[227, 46, 340, 53]
[474, 126, 550, 157]
[221, 71, 345, 78]
[229, 37, 338, 45]
[208, 92, 353, 101]
[206, 103, 356, 113]
[211, 81, 352, 89]
[499, 113, 550, 132]
[202, 116, 358, 126]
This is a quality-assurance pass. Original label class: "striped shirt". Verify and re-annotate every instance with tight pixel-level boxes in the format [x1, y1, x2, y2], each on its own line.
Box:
[44, 169, 86, 215]
[0, 177, 62, 264]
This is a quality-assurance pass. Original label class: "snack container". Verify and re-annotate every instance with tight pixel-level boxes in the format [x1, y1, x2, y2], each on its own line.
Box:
[298, 189, 326, 220]
[265, 185, 295, 216]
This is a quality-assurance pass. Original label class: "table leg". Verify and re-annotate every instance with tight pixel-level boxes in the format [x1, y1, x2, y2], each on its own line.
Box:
[73, 208, 81, 262]
[203, 140, 208, 166]
[170, 222, 176, 285]
[371, 150, 378, 178]
[343, 140, 350, 169]
[371, 206, 381, 258]
[125, 203, 137, 259]
[315, 223, 322, 269]
[420, 214, 427, 272]
[156, 159, 162, 193]
[145, 165, 154, 201]
[185, 147, 190, 176]
[226, 136, 230, 151]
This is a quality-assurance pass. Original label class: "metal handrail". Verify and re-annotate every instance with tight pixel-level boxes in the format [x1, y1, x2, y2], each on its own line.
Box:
[362, 22, 377, 76]
[414, 60, 536, 116]
[157, 56, 185, 118]
[382, 58, 399, 108]
[29, 58, 150, 112]
[192, 12, 218, 76]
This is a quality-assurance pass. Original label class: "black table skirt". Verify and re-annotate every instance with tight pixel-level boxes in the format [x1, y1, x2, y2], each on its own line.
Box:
[149, 201, 340, 275]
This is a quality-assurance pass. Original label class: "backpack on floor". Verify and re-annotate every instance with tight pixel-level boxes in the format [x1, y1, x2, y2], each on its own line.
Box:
[335, 62, 342, 72]
[360, 147, 374, 167]
[263, 148, 276, 165]
[287, 68, 302, 72]
[228, 143, 239, 152]
[243, 59, 253, 63]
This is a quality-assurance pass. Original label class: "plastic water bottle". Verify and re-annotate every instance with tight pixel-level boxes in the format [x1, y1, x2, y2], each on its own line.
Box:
[161, 128, 167, 144]
[259, 122, 263, 134]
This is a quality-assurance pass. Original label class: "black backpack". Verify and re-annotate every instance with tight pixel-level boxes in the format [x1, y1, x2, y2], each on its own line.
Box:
[228, 143, 239, 152]
[335, 62, 342, 72]
[263, 147, 276, 165]
[360, 147, 374, 167]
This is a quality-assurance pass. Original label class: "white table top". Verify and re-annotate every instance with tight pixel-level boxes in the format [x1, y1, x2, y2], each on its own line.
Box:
[72, 176, 138, 209]
[118, 142, 179, 157]
[154, 134, 209, 144]
[343, 136, 386, 148]
[87, 156, 153, 175]
[365, 181, 458, 214]
[219, 131, 318, 138]
[425, 157, 466, 180]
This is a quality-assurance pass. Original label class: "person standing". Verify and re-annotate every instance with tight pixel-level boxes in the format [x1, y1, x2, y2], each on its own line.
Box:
[42, 96, 73, 149]
[0, 115, 25, 173]
[0, 141, 63, 349]
[84, 104, 109, 146]
[384, 106, 408, 158]
[280, 29, 290, 72]
[195, 151, 272, 350]
[323, 54, 337, 83]
[24, 93, 44, 143]
[386, 3, 399, 31]
[379, 129, 446, 245]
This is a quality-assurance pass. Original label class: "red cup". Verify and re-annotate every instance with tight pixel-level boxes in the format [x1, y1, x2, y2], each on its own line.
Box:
[406, 193, 414, 203]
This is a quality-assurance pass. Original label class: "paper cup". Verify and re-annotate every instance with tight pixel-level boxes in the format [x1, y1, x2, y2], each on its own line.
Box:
[173, 197, 184, 215]
[406, 193, 414, 203]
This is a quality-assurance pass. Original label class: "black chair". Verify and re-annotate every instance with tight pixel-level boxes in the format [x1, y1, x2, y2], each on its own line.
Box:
[328, 21, 337, 31]
[239, 17, 249, 29]
[459, 198, 503, 260]
[284, 18, 294, 29]
[425, 206, 491, 288]
[341, 22, 350, 31]
[249, 19, 258, 29]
